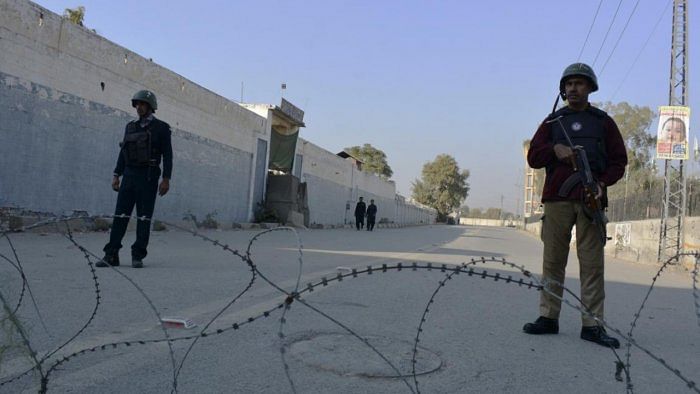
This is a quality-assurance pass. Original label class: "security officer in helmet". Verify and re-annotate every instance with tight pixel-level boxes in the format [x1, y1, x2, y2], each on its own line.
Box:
[524, 63, 627, 348]
[98, 90, 173, 268]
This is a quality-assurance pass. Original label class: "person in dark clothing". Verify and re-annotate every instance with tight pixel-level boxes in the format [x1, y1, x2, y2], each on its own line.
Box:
[354, 197, 366, 230]
[366, 199, 377, 231]
[98, 90, 173, 268]
[523, 63, 627, 349]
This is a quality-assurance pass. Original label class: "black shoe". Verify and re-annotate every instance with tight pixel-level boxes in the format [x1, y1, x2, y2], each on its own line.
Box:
[581, 326, 620, 349]
[132, 257, 144, 268]
[523, 316, 559, 335]
[96, 254, 119, 267]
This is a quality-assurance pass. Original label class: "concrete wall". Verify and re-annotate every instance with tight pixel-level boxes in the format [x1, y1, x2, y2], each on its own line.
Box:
[522, 215, 700, 269]
[459, 218, 510, 227]
[0, 0, 267, 222]
[0, 0, 435, 227]
[295, 139, 436, 226]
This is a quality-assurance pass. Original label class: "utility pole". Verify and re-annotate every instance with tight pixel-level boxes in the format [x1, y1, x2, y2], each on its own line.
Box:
[515, 181, 523, 219]
[499, 194, 504, 221]
[658, 0, 689, 263]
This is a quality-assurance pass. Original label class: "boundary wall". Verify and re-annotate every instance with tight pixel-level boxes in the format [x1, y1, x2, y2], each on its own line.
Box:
[0, 0, 435, 227]
[0, 0, 266, 222]
[522, 216, 700, 269]
[295, 139, 435, 226]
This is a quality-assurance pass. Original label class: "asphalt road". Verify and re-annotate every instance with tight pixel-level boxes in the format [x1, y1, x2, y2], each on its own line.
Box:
[0, 224, 698, 393]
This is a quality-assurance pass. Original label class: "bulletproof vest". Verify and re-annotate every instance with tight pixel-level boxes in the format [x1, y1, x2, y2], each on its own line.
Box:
[548, 107, 607, 173]
[120, 122, 154, 166]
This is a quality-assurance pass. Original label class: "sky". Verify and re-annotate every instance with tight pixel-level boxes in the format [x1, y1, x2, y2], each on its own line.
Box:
[35, 0, 698, 212]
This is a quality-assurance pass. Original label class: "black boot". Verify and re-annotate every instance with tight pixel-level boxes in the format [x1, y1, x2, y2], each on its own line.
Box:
[96, 254, 120, 267]
[132, 257, 144, 268]
[523, 316, 559, 335]
[581, 326, 620, 349]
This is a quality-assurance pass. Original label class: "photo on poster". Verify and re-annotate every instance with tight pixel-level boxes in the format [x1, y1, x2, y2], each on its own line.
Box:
[656, 106, 690, 160]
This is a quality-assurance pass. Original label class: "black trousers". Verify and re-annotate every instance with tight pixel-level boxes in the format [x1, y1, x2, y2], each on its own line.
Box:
[367, 215, 376, 231]
[104, 171, 159, 259]
[355, 215, 365, 230]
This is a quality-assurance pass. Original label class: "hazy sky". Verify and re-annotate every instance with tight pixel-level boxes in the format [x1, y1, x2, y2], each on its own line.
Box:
[35, 0, 698, 211]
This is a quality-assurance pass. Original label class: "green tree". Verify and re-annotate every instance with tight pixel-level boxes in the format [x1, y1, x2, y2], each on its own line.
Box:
[344, 144, 393, 179]
[484, 208, 502, 219]
[411, 154, 470, 221]
[597, 102, 657, 200]
[63, 6, 85, 27]
[468, 207, 482, 218]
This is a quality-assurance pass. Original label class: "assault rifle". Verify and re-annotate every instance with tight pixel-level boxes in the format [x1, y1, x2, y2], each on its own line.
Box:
[547, 116, 610, 245]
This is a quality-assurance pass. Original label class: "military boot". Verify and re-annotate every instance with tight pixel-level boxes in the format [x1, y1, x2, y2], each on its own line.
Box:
[96, 254, 120, 268]
[523, 316, 559, 335]
[581, 326, 620, 348]
[132, 257, 144, 269]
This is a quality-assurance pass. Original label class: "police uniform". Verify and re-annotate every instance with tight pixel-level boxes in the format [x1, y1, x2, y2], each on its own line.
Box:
[101, 91, 173, 267]
[524, 63, 627, 348]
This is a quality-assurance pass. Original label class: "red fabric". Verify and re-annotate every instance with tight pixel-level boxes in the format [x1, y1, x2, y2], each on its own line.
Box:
[527, 108, 627, 202]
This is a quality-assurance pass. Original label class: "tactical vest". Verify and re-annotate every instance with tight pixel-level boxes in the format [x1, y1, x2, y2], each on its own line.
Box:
[120, 122, 156, 167]
[547, 107, 608, 174]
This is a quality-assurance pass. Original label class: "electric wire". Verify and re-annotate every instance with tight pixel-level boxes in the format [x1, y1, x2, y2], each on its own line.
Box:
[577, 0, 604, 61]
[592, 0, 625, 66]
[608, 0, 672, 101]
[599, 0, 642, 75]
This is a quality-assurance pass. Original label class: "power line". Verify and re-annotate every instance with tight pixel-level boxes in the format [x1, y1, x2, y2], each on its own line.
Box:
[599, 0, 642, 75]
[608, 0, 672, 101]
[577, 0, 604, 61]
[592, 0, 624, 66]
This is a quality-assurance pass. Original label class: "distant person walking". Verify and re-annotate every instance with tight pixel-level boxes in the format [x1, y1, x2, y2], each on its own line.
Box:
[366, 199, 377, 231]
[354, 197, 366, 230]
[98, 90, 173, 269]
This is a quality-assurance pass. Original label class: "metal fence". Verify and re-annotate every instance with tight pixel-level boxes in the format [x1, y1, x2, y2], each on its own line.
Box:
[607, 185, 700, 222]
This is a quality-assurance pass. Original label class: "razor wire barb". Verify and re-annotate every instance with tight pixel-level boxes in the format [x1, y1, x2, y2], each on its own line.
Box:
[0, 213, 699, 393]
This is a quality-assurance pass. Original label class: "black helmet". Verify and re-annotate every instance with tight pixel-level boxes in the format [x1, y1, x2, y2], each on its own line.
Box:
[131, 90, 157, 111]
[559, 63, 598, 93]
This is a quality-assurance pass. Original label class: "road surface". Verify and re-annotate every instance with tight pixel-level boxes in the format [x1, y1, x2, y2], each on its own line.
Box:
[0, 224, 698, 393]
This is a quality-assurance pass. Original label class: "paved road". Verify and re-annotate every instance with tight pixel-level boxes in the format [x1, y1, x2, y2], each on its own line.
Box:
[0, 224, 697, 393]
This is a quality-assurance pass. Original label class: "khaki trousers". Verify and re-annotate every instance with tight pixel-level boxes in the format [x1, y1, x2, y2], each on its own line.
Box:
[540, 201, 605, 327]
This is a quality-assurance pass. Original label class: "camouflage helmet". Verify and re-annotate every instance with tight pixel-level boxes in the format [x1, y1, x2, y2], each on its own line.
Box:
[559, 63, 598, 93]
[131, 90, 157, 111]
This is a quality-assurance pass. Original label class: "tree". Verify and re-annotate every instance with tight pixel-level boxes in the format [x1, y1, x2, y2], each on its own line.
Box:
[344, 144, 393, 179]
[597, 102, 657, 201]
[468, 208, 482, 218]
[64, 6, 85, 27]
[411, 154, 470, 221]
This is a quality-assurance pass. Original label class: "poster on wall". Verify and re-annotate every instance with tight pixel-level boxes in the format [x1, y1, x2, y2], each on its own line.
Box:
[614, 223, 631, 247]
[656, 106, 691, 160]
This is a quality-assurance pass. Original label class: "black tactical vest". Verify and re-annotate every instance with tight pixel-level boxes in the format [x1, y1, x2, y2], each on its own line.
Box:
[120, 122, 156, 166]
[547, 106, 608, 174]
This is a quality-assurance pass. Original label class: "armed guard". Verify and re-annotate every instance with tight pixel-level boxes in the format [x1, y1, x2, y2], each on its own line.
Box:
[524, 63, 627, 348]
[98, 90, 173, 268]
